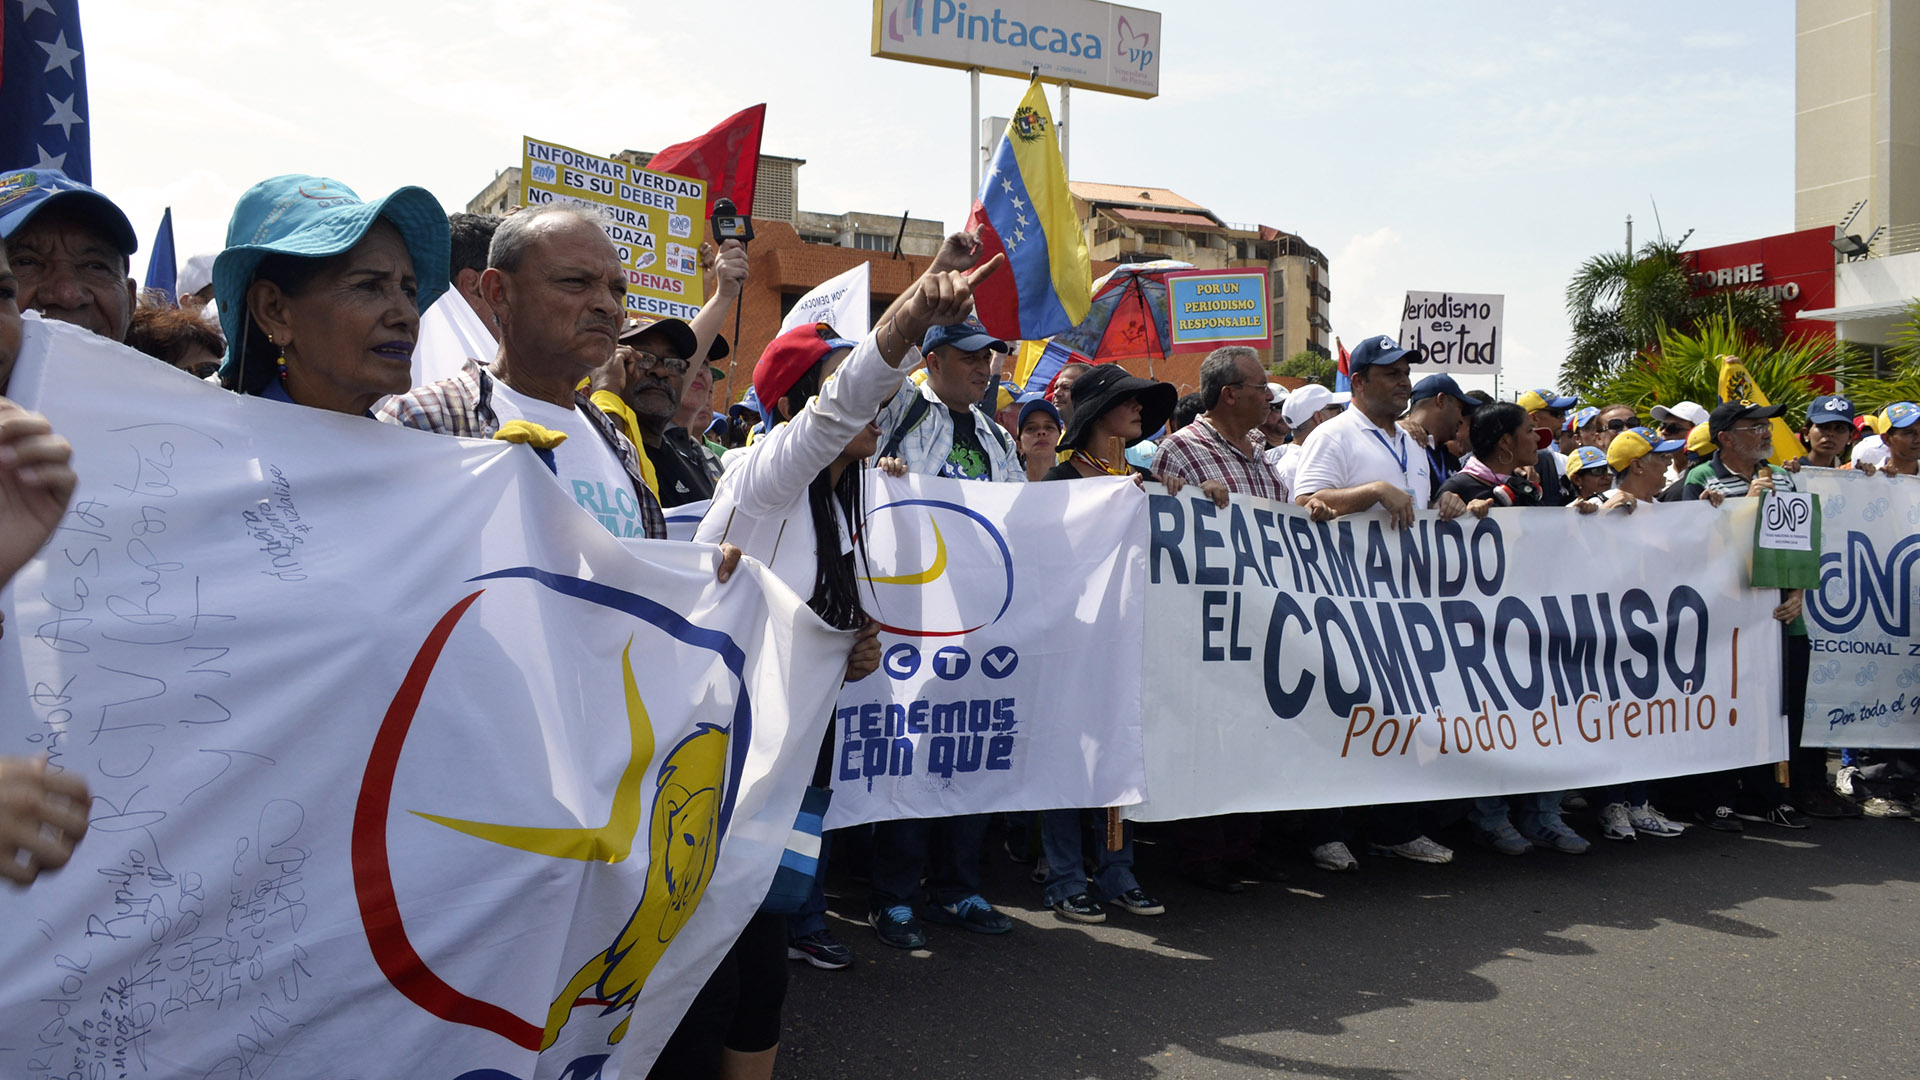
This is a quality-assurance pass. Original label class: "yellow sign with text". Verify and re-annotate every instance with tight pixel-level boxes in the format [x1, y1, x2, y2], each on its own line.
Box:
[520, 136, 707, 321]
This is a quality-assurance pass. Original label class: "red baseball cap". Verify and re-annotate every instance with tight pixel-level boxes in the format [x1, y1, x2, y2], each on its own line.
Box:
[754, 323, 858, 417]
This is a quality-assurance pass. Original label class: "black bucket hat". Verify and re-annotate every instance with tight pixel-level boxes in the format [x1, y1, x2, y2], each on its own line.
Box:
[1060, 363, 1177, 451]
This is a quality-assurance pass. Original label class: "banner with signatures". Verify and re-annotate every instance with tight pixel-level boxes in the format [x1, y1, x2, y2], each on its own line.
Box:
[0, 320, 851, 1079]
[1799, 470, 1920, 748]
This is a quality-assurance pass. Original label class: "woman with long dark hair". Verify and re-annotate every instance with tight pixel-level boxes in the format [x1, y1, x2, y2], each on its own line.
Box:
[664, 257, 1001, 1080]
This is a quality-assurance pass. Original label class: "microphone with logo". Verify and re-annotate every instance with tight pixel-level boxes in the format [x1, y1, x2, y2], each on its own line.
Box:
[708, 197, 754, 390]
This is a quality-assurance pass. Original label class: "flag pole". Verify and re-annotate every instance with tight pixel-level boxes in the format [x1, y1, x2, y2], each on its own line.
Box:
[969, 67, 982, 206]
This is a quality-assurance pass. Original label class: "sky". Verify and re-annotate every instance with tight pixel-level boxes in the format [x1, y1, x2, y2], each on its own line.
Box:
[78, 0, 1797, 396]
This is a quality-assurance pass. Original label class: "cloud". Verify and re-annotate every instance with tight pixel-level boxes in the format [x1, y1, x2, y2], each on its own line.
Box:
[1330, 227, 1405, 341]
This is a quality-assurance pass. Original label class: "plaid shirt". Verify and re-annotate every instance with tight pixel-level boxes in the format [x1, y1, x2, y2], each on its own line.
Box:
[377, 359, 667, 539]
[1152, 416, 1285, 500]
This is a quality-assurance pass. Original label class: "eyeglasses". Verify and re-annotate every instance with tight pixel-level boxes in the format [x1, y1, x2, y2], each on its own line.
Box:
[629, 350, 688, 375]
[1726, 423, 1771, 435]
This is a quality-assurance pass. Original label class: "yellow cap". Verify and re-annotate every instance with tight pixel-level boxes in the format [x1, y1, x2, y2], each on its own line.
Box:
[1687, 422, 1714, 456]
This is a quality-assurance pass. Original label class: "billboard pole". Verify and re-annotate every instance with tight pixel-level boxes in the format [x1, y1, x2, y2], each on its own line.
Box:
[1060, 81, 1071, 177]
[969, 66, 981, 206]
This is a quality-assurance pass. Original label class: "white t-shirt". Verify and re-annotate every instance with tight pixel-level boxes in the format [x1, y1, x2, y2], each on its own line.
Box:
[490, 380, 650, 538]
[1852, 435, 1891, 468]
[1290, 407, 1432, 506]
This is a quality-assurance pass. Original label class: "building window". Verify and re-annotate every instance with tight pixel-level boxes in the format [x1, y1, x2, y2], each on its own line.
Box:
[853, 233, 893, 252]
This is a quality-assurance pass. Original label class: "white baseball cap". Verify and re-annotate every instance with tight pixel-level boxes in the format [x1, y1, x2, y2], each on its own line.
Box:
[1650, 400, 1710, 427]
[1281, 384, 1351, 428]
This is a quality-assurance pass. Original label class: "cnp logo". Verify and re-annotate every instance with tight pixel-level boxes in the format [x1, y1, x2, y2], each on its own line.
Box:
[859, 497, 1014, 637]
[1810, 531, 1920, 636]
[353, 567, 751, 1054]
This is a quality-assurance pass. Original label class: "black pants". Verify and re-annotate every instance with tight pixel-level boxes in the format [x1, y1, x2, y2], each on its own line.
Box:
[647, 910, 789, 1079]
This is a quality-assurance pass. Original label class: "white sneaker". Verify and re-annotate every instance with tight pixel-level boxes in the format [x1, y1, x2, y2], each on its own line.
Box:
[1369, 835, 1453, 864]
[1311, 841, 1358, 871]
[1599, 803, 1637, 841]
[1628, 803, 1686, 837]
[1835, 765, 1861, 797]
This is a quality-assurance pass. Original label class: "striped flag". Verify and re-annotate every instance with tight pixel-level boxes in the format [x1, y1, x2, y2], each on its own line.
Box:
[0, 0, 91, 179]
[965, 81, 1091, 342]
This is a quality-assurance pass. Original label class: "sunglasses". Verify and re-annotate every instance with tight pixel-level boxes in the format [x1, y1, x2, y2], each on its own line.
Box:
[1603, 418, 1633, 432]
[1660, 422, 1692, 437]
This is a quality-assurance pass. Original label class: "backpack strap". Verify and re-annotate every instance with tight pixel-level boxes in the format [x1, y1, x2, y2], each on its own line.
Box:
[880, 392, 933, 461]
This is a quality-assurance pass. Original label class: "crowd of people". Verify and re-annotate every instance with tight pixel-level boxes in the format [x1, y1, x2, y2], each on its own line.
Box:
[2, 165, 1919, 1078]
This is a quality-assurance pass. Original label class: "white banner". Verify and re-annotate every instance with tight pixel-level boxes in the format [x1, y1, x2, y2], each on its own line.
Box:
[824, 472, 1148, 828]
[779, 262, 871, 341]
[0, 321, 850, 1079]
[1400, 290, 1503, 374]
[410, 287, 498, 389]
[1129, 490, 1784, 820]
[663, 498, 713, 543]
[1800, 470, 1920, 747]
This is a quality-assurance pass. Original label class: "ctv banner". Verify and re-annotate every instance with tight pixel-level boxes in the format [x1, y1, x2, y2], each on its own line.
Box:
[0, 322, 850, 1079]
[825, 472, 1149, 828]
[1799, 470, 1920, 748]
[1128, 490, 1784, 820]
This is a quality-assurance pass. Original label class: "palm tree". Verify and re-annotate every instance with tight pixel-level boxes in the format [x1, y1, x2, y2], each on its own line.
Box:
[1563, 239, 1783, 392]
[1580, 316, 1862, 425]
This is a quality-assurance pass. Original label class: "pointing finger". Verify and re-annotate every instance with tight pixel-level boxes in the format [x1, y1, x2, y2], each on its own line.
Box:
[965, 252, 1008, 287]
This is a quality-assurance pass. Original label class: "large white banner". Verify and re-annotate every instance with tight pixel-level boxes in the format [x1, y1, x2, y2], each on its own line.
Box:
[780, 262, 871, 340]
[1129, 490, 1784, 820]
[1800, 470, 1920, 747]
[824, 472, 1148, 828]
[0, 321, 850, 1079]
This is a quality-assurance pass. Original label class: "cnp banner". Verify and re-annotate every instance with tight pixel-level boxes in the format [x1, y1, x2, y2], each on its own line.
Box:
[1129, 490, 1784, 820]
[1800, 470, 1920, 748]
[825, 472, 1148, 828]
[0, 321, 850, 1079]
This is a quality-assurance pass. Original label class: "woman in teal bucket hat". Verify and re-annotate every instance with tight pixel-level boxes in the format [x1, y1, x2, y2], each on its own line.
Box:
[213, 174, 448, 414]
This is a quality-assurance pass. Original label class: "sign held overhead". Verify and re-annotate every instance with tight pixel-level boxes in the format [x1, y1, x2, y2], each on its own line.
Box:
[1400, 290, 1503, 374]
[872, 0, 1162, 98]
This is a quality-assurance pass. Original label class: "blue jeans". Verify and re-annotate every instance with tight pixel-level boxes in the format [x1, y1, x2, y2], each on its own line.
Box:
[1039, 809, 1139, 906]
[869, 814, 988, 910]
[1469, 792, 1567, 834]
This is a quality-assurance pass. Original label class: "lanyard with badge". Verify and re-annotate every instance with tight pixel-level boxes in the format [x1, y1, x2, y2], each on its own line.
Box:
[1368, 425, 1419, 506]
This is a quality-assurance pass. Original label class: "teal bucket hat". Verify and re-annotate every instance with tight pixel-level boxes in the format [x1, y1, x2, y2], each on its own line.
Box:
[213, 174, 449, 388]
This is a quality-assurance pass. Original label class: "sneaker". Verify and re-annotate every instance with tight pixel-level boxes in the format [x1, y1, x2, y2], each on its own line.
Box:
[1029, 859, 1049, 885]
[1520, 817, 1591, 854]
[788, 930, 853, 970]
[1695, 806, 1745, 832]
[1369, 835, 1453, 864]
[1108, 887, 1165, 916]
[1224, 856, 1289, 883]
[1834, 765, 1862, 798]
[868, 905, 927, 949]
[1627, 803, 1686, 838]
[1860, 796, 1914, 818]
[923, 894, 1013, 935]
[1599, 803, 1637, 842]
[1561, 792, 1589, 811]
[1051, 893, 1107, 924]
[1310, 841, 1358, 872]
[1796, 786, 1862, 819]
[1182, 860, 1246, 894]
[1760, 804, 1810, 829]
[1473, 820, 1533, 855]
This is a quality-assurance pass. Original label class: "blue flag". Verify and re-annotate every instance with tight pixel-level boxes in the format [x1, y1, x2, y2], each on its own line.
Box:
[144, 207, 176, 304]
[1, 0, 92, 181]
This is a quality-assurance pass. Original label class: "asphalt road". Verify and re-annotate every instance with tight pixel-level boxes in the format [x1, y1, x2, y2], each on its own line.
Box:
[782, 811, 1919, 1080]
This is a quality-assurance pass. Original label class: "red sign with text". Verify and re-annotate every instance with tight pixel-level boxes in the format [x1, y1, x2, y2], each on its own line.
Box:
[1685, 227, 1836, 345]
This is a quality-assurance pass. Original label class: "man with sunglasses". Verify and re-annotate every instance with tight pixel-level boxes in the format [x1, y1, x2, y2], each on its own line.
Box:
[592, 315, 715, 507]
[1588, 404, 1639, 449]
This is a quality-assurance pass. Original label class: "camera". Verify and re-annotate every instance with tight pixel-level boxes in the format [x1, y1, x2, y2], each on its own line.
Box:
[709, 197, 754, 244]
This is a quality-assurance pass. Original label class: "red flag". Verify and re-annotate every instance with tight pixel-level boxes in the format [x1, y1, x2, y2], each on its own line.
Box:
[648, 104, 766, 216]
[1334, 336, 1351, 392]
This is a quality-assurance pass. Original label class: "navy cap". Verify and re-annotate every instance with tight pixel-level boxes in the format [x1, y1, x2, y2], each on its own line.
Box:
[921, 318, 1009, 355]
[1807, 395, 1855, 426]
[1347, 334, 1422, 375]
[0, 168, 138, 257]
[1016, 392, 1061, 433]
[1410, 372, 1474, 407]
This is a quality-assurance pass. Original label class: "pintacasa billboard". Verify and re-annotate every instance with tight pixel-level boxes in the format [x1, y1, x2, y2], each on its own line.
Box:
[873, 0, 1161, 99]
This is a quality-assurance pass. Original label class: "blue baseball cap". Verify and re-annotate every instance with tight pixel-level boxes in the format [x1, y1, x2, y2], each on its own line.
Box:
[0, 168, 138, 257]
[731, 386, 763, 416]
[1518, 388, 1578, 412]
[1885, 401, 1920, 430]
[214, 175, 449, 386]
[1569, 406, 1600, 431]
[1807, 395, 1855, 426]
[921, 318, 1009, 355]
[1565, 446, 1608, 476]
[1016, 391, 1061, 432]
[705, 411, 728, 435]
[1347, 334, 1422, 375]
[1409, 372, 1474, 407]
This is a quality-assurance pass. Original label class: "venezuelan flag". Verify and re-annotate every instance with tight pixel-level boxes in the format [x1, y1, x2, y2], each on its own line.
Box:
[965, 81, 1091, 342]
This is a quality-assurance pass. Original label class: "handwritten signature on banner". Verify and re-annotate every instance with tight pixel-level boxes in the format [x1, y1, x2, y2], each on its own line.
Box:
[25, 421, 312, 1080]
